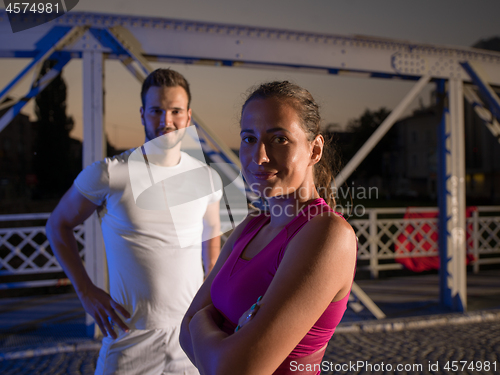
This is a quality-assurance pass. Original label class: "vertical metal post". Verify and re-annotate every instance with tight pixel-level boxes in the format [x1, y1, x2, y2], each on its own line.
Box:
[82, 50, 106, 337]
[472, 209, 479, 274]
[369, 210, 378, 279]
[438, 78, 467, 312]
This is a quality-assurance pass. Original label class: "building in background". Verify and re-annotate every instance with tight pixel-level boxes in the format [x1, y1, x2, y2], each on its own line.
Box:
[330, 93, 500, 205]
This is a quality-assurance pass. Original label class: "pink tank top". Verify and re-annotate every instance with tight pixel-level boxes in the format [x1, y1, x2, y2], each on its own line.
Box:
[211, 198, 352, 374]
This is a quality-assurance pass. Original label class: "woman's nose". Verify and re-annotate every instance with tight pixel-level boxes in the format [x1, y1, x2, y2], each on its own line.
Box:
[253, 142, 270, 165]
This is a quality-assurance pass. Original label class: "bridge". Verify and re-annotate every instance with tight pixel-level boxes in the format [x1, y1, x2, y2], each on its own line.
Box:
[1, 11, 500, 332]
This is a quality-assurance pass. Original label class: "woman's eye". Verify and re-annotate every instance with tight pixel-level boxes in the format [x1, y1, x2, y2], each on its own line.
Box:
[273, 137, 288, 144]
[242, 136, 257, 144]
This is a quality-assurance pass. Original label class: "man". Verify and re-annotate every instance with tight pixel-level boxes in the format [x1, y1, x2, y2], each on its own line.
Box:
[46, 68, 221, 374]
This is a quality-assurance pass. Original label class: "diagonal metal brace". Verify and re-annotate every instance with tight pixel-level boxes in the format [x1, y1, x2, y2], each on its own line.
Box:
[464, 85, 500, 141]
[351, 281, 386, 319]
[106, 25, 155, 82]
[335, 74, 431, 187]
[461, 61, 500, 122]
[0, 25, 88, 106]
[0, 53, 72, 133]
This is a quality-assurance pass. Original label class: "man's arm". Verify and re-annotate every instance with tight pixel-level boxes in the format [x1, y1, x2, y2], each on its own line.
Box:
[46, 184, 130, 338]
[202, 200, 221, 277]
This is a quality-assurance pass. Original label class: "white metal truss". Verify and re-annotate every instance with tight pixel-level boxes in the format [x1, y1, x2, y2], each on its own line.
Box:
[1, 11, 500, 84]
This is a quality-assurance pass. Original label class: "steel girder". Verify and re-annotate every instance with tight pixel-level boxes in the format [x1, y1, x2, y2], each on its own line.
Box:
[1, 11, 500, 84]
[461, 61, 500, 122]
[437, 79, 467, 312]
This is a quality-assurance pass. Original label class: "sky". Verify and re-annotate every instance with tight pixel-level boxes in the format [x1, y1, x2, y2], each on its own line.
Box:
[1, 0, 500, 149]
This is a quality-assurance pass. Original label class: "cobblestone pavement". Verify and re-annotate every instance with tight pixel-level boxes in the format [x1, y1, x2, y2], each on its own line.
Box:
[0, 350, 99, 375]
[1, 320, 499, 374]
[322, 320, 500, 375]
[2, 272, 499, 374]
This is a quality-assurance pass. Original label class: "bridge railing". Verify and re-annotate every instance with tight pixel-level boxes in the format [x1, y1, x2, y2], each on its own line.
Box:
[350, 206, 500, 278]
[0, 206, 499, 290]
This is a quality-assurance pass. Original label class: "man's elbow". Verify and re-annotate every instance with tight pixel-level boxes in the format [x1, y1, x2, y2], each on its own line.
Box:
[45, 213, 70, 242]
[45, 217, 55, 242]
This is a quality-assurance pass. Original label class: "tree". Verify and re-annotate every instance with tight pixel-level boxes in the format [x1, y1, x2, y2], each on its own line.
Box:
[341, 107, 394, 179]
[34, 60, 77, 198]
[473, 36, 500, 52]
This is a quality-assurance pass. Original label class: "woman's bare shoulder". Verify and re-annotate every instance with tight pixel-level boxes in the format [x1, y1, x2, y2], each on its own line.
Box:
[290, 210, 357, 257]
[309, 210, 354, 235]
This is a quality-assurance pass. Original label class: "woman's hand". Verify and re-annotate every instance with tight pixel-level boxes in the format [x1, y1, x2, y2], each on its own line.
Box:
[192, 303, 224, 329]
[235, 296, 262, 332]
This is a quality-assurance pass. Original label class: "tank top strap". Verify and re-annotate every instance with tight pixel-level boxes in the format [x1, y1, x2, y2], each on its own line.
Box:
[285, 198, 332, 240]
[231, 212, 269, 258]
[240, 212, 269, 237]
[276, 198, 332, 264]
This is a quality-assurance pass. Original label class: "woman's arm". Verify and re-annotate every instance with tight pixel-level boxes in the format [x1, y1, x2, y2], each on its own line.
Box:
[180, 213, 258, 364]
[188, 213, 357, 375]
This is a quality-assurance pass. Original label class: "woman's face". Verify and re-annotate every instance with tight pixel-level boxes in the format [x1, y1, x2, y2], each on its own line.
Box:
[239, 97, 317, 200]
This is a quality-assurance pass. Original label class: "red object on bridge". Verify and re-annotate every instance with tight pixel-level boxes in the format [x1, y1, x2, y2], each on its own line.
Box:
[395, 207, 477, 272]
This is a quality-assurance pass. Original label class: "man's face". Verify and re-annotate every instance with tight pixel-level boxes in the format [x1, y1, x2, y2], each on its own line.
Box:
[140, 85, 192, 149]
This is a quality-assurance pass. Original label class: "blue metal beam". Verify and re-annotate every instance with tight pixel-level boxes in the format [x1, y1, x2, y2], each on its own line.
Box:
[461, 61, 500, 121]
[0, 26, 74, 104]
[0, 52, 72, 133]
[437, 78, 467, 312]
[2, 11, 500, 84]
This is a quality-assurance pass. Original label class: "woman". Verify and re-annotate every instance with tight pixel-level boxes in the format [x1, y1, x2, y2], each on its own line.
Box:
[180, 81, 357, 375]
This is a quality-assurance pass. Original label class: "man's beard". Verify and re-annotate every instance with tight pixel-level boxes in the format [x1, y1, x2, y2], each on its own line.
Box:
[147, 126, 187, 150]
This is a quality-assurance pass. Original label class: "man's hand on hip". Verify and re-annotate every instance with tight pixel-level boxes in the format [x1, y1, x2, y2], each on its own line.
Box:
[78, 284, 131, 339]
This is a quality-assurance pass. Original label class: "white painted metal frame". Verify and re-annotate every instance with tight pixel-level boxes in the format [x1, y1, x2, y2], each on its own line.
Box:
[82, 50, 106, 336]
[2, 12, 500, 83]
[435, 78, 467, 311]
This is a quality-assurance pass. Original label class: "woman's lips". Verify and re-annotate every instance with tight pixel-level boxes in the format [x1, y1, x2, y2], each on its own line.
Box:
[252, 172, 277, 180]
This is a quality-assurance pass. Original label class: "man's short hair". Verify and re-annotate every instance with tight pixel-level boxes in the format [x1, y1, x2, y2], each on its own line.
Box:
[141, 68, 191, 108]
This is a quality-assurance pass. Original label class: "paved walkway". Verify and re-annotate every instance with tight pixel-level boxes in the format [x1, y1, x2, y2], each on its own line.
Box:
[1, 270, 499, 374]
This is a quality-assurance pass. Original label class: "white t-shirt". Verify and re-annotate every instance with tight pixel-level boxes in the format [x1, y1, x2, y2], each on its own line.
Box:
[75, 150, 222, 330]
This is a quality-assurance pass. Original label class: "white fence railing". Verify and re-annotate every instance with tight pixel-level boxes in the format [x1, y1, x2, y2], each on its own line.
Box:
[350, 206, 500, 278]
[1, 206, 499, 289]
[0, 213, 85, 289]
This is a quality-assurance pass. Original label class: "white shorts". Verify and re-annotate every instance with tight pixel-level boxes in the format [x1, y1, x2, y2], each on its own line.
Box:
[95, 325, 199, 375]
